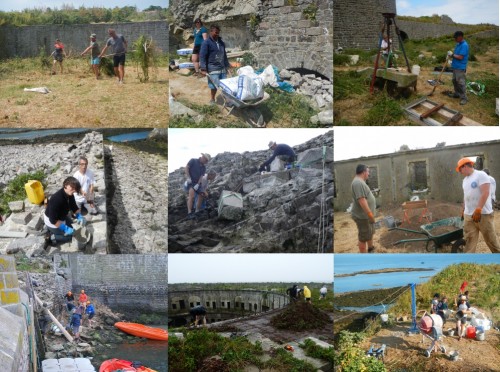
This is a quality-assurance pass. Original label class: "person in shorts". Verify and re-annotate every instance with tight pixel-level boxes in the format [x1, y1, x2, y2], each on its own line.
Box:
[52, 39, 67, 75]
[80, 33, 101, 79]
[199, 24, 231, 104]
[99, 28, 127, 83]
[351, 164, 376, 253]
[192, 18, 208, 76]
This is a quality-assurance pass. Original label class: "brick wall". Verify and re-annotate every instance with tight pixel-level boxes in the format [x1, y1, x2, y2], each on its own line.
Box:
[0, 21, 168, 58]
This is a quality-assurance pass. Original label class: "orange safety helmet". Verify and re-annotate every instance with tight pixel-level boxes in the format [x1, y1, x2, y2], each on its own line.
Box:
[456, 157, 474, 172]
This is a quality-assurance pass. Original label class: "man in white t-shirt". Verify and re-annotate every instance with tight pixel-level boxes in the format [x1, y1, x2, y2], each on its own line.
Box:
[456, 158, 500, 253]
[73, 156, 97, 215]
[483, 168, 497, 205]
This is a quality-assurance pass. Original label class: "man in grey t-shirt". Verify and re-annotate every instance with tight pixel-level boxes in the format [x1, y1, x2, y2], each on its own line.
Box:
[351, 164, 377, 253]
[99, 28, 128, 83]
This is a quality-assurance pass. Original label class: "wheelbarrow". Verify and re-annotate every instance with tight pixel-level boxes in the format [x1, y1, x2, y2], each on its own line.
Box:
[389, 216, 465, 253]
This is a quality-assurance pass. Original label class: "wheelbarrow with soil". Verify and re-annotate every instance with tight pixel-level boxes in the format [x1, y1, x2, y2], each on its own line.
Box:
[389, 216, 465, 253]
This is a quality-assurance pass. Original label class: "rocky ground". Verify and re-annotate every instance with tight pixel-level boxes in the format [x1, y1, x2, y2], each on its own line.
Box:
[0, 132, 107, 256]
[168, 131, 333, 253]
[106, 143, 167, 254]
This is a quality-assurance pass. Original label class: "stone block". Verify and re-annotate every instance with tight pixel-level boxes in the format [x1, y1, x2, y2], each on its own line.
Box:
[26, 215, 43, 231]
[297, 147, 333, 166]
[270, 157, 285, 172]
[89, 221, 107, 253]
[5, 236, 45, 256]
[11, 211, 33, 225]
[272, 0, 284, 7]
[8, 201, 24, 212]
[218, 191, 244, 221]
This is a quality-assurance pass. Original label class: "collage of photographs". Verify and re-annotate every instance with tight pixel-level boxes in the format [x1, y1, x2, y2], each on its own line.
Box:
[0, 0, 499, 372]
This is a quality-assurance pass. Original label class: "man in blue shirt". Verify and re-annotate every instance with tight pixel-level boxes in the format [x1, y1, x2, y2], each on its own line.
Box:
[447, 31, 469, 105]
[259, 141, 296, 172]
[199, 24, 231, 105]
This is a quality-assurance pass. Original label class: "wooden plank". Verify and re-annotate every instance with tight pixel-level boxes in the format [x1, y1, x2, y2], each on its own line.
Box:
[420, 103, 445, 119]
[402, 200, 427, 210]
[419, 101, 482, 126]
[444, 113, 464, 126]
[0, 231, 28, 238]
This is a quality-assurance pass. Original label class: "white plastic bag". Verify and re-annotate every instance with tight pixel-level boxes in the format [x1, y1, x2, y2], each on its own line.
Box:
[259, 64, 278, 88]
[236, 75, 264, 101]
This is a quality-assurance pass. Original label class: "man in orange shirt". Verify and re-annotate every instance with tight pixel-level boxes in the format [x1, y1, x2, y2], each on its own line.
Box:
[79, 290, 88, 308]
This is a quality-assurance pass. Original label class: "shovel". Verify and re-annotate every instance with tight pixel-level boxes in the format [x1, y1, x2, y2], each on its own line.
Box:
[428, 55, 449, 96]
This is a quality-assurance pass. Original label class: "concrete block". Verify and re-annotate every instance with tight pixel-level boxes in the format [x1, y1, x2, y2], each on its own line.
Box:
[8, 201, 24, 212]
[0, 306, 24, 371]
[218, 191, 244, 221]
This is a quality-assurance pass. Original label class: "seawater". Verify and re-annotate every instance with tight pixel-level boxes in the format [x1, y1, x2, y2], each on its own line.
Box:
[335, 254, 500, 293]
[107, 131, 151, 142]
[0, 128, 87, 139]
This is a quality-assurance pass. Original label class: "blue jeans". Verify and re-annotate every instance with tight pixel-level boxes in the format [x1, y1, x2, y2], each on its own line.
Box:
[207, 72, 226, 89]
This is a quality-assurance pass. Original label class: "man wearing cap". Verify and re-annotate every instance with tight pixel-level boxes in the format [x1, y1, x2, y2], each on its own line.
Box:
[185, 153, 211, 218]
[457, 158, 500, 253]
[447, 31, 469, 105]
[80, 33, 101, 79]
[351, 164, 377, 253]
[99, 28, 127, 84]
[259, 141, 296, 172]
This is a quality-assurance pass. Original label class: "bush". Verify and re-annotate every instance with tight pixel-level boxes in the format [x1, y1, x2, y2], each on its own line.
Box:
[333, 53, 352, 66]
[334, 331, 387, 372]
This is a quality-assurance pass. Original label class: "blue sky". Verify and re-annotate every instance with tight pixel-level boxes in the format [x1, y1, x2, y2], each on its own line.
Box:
[397, 0, 499, 25]
[0, 1, 168, 12]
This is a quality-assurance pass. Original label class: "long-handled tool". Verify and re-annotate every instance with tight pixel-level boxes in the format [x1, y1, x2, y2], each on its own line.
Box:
[427, 55, 449, 96]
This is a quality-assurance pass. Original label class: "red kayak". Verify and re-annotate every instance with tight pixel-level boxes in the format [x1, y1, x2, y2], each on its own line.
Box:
[99, 358, 157, 372]
[114, 322, 168, 341]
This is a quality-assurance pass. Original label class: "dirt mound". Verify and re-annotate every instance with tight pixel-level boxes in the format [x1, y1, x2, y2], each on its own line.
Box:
[271, 301, 331, 331]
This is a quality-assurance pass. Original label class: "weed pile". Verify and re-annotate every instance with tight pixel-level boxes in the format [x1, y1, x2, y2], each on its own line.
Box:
[132, 35, 158, 82]
[270, 301, 331, 331]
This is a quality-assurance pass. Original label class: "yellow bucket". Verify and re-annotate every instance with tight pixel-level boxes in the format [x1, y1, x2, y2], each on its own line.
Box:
[24, 180, 44, 205]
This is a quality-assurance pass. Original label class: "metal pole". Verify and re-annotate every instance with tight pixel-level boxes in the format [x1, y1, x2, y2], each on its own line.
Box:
[408, 283, 419, 334]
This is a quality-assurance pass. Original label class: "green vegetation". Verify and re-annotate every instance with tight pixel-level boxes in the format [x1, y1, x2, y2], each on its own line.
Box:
[390, 263, 500, 322]
[0, 171, 46, 215]
[249, 14, 260, 33]
[169, 328, 319, 371]
[0, 6, 167, 26]
[15, 256, 51, 273]
[333, 54, 352, 66]
[300, 338, 334, 364]
[132, 35, 158, 82]
[363, 93, 405, 125]
[302, 4, 318, 21]
[333, 70, 367, 100]
[334, 331, 387, 372]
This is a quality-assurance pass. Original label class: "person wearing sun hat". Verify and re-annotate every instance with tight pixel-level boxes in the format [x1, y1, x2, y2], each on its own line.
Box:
[80, 33, 101, 79]
[258, 141, 296, 172]
[185, 153, 211, 218]
[456, 157, 500, 253]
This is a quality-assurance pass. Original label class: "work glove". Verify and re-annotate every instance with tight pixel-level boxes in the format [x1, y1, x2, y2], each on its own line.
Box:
[186, 178, 192, 184]
[447, 50, 453, 57]
[193, 184, 200, 192]
[75, 213, 86, 226]
[367, 211, 376, 224]
[472, 208, 482, 223]
[59, 223, 74, 236]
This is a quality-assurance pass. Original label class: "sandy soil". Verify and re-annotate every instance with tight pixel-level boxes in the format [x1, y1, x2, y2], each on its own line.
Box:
[361, 322, 500, 371]
[0, 59, 168, 127]
[334, 200, 499, 253]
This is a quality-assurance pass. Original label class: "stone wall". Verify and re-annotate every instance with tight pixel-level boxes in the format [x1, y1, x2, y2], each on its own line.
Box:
[396, 20, 475, 41]
[334, 140, 500, 211]
[333, 0, 396, 50]
[0, 256, 30, 372]
[169, 289, 290, 316]
[252, 0, 333, 80]
[64, 254, 167, 312]
[0, 21, 168, 58]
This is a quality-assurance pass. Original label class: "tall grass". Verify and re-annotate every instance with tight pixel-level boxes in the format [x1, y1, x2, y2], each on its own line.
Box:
[132, 35, 158, 82]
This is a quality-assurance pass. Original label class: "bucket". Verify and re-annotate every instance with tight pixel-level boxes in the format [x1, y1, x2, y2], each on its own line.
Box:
[476, 331, 485, 341]
[25, 180, 44, 205]
[466, 326, 476, 339]
[411, 65, 421, 75]
[380, 314, 389, 322]
[447, 328, 455, 336]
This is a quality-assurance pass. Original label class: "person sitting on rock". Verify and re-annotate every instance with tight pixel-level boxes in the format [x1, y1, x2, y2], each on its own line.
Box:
[44, 177, 84, 244]
[184, 153, 211, 219]
[189, 305, 207, 327]
[259, 141, 296, 172]
[73, 156, 98, 215]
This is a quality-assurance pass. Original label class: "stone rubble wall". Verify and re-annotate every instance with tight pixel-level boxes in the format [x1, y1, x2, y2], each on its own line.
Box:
[63, 254, 167, 312]
[0, 21, 168, 58]
[0, 132, 107, 256]
[252, 0, 333, 80]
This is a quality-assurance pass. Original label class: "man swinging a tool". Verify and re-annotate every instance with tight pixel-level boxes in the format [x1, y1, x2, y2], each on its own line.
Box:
[99, 28, 128, 84]
[447, 31, 469, 105]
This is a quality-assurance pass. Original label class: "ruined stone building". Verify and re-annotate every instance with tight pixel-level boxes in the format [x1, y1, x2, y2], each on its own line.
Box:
[334, 140, 500, 211]
[169, 0, 333, 80]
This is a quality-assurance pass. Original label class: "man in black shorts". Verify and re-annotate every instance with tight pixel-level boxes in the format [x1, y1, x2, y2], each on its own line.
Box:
[190, 305, 207, 327]
[99, 28, 128, 84]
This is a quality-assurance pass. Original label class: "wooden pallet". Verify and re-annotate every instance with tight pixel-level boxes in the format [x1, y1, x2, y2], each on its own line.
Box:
[403, 97, 483, 126]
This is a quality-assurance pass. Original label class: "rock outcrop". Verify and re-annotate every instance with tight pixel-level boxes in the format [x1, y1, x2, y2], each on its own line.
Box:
[168, 131, 333, 253]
